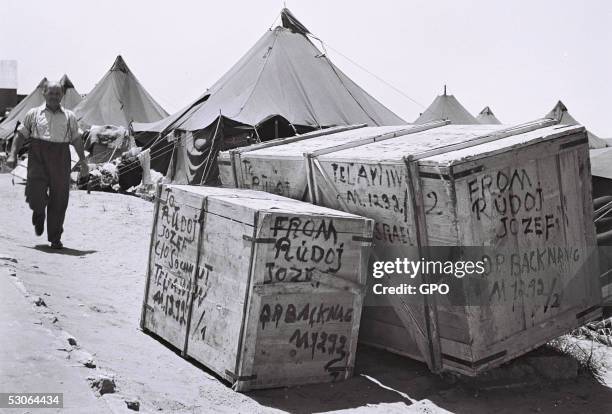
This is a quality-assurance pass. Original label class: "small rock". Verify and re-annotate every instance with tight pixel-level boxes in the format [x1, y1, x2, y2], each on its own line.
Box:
[0, 256, 18, 263]
[34, 297, 47, 307]
[51, 316, 59, 323]
[43, 292, 50, 296]
[90, 376, 116, 395]
[69, 350, 96, 368]
[60, 331, 78, 347]
[125, 400, 140, 411]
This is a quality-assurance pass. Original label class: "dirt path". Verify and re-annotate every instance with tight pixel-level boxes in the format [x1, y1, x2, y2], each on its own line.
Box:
[1, 174, 611, 413]
[0, 265, 112, 413]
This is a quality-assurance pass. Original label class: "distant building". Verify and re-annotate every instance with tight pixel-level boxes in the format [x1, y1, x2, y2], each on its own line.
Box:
[0, 60, 24, 118]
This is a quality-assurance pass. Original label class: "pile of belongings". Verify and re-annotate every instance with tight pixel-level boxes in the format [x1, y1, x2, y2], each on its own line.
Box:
[83, 125, 143, 192]
[88, 162, 120, 191]
[84, 125, 136, 164]
[85, 147, 140, 192]
[84, 144, 163, 195]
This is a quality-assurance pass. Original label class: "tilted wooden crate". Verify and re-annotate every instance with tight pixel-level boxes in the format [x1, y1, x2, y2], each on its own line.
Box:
[140, 185, 373, 391]
[218, 122, 447, 199]
[307, 122, 601, 375]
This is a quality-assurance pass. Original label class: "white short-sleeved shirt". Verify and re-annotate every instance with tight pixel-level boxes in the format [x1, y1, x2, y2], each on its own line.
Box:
[17, 104, 81, 144]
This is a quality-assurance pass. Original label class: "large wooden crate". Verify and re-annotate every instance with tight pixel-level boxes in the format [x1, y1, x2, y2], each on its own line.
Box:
[218, 122, 447, 199]
[307, 122, 601, 375]
[140, 185, 373, 391]
[216, 119, 602, 374]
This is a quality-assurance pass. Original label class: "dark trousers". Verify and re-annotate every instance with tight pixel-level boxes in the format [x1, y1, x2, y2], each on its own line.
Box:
[26, 140, 71, 243]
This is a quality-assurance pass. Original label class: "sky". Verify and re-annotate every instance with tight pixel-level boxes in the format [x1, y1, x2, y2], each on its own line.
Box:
[1, 0, 610, 136]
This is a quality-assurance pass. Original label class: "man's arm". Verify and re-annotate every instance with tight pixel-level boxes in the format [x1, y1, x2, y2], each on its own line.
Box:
[7, 109, 34, 168]
[71, 133, 87, 163]
[69, 116, 89, 177]
[6, 131, 25, 168]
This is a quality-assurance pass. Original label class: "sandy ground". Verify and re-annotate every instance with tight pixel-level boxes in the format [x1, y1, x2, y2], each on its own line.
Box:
[1, 173, 612, 414]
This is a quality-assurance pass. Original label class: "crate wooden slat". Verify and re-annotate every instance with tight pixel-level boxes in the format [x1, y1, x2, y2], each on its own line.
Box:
[309, 122, 601, 375]
[140, 185, 373, 391]
[218, 122, 448, 199]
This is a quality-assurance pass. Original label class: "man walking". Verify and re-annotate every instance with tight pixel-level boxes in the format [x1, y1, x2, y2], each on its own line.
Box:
[6, 81, 88, 249]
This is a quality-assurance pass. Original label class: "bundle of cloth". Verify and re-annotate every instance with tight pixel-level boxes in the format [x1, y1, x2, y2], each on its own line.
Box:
[88, 162, 120, 191]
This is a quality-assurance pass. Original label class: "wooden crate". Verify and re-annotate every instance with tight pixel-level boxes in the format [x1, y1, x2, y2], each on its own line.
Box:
[140, 185, 373, 391]
[218, 124, 367, 187]
[307, 122, 601, 375]
[218, 122, 447, 199]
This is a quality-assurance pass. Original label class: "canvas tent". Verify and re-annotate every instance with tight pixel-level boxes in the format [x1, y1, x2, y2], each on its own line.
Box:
[0, 76, 83, 141]
[59, 74, 83, 109]
[545, 100, 606, 149]
[476, 106, 501, 124]
[414, 87, 478, 125]
[74, 55, 168, 130]
[133, 8, 406, 185]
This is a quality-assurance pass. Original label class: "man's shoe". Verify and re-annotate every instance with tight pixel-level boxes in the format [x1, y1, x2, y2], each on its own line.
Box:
[50, 241, 63, 250]
[32, 212, 45, 236]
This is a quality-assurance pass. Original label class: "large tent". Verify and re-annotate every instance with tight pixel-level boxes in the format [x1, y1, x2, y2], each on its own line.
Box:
[134, 8, 406, 185]
[414, 87, 478, 125]
[0, 76, 83, 141]
[545, 100, 607, 149]
[476, 106, 501, 124]
[74, 55, 168, 130]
